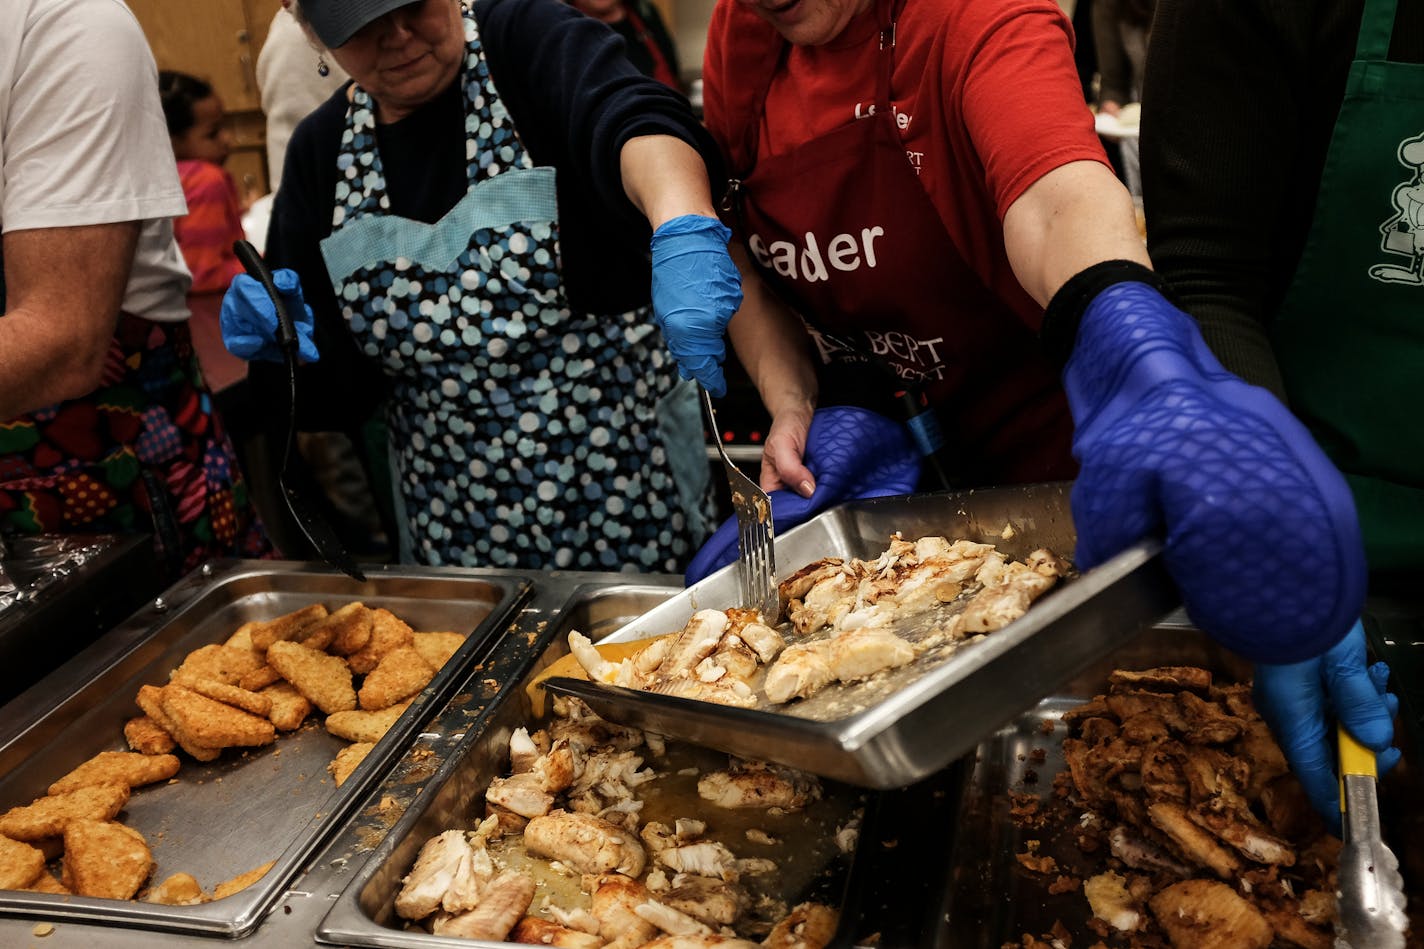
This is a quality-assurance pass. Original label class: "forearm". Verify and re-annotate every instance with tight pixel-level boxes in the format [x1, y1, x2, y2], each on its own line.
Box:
[1002, 160, 1150, 308]
[0, 222, 137, 419]
[620, 135, 719, 230]
[726, 243, 817, 420]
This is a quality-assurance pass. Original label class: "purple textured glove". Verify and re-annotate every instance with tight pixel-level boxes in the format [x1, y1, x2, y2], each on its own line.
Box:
[685, 406, 921, 584]
[1064, 281, 1366, 663]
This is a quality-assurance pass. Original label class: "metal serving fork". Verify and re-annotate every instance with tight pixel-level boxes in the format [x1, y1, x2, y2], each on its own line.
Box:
[699, 386, 777, 617]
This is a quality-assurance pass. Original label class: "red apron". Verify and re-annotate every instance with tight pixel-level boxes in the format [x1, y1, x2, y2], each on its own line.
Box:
[725, 0, 1075, 486]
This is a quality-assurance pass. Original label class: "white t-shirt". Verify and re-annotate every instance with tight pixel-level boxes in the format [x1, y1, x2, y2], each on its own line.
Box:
[0, 0, 192, 322]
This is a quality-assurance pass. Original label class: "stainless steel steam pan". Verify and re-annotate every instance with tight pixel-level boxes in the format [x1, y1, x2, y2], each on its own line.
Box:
[318, 582, 877, 948]
[0, 561, 528, 938]
[546, 483, 1180, 789]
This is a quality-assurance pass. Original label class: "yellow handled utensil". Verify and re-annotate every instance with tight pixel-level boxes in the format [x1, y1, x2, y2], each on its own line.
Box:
[1334, 725, 1408, 949]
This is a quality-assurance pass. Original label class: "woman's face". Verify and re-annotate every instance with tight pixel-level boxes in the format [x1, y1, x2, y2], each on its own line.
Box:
[735, 0, 874, 46]
[172, 95, 233, 164]
[328, 0, 465, 122]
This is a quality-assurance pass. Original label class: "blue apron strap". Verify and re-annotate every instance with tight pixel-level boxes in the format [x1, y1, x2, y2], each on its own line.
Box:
[1356, 0, 1400, 61]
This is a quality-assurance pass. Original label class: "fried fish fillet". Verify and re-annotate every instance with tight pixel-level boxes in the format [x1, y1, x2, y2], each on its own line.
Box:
[347, 608, 415, 674]
[329, 742, 375, 787]
[61, 819, 153, 900]
[267, 640, 357, 714]
[145, 871, 207, 905]
[123, 715, 177, 756]
[326, 700, 412, 743]
[212, 859, 275, 900]
[412, 631, 465, 671]
[161, 686, 277, 750]
[237, 665, 283, 693]
[0, 834, 45, 889]
[0, 784, 130, 841]
[324, 602, 375, 657]
[249, 603, 330, 652]
[176, 678, 273, 718]
[170, 644, 265, 687]
[136, 685, 220, 762]
[24, 870, 70, 895]
[261, 680, 313, 731]
[224, 622, 260, 653]
[359, 645, 435, 710]
[48, 751, 181, 796]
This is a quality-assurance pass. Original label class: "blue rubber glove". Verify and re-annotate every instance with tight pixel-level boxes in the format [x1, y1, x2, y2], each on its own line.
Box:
[1064, 280, 1366, 663]
[220, 269, 320, 363]
[1254, 621, 1401, 833]
[650, 214, 742, 398]
[685, 406, 921, 584]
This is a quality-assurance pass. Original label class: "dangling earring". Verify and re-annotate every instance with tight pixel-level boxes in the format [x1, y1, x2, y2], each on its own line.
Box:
[317, 54, 330, 78]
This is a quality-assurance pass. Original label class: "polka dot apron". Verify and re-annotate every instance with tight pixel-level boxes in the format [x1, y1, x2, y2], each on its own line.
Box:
[319, 13, 710, 571]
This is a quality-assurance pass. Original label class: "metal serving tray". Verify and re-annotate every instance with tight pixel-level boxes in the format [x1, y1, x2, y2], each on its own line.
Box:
[319, 583, 880, 948]
[932, 622, 1422, 946]
[547, 483, 1179, 789]
[0, 560, 529, 938]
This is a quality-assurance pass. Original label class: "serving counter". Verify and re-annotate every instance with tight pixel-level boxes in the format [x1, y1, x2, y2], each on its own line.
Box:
[0, 556, 1417, 947]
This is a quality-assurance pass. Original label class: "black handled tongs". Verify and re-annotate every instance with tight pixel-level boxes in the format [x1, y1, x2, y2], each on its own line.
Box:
[233, 240, 367, 582]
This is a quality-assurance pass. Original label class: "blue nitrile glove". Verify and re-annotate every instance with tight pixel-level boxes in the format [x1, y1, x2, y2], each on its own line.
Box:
[1254, 621, 1401, 833]
[685, 406, 921, 584]
[1063, 278, 1366, 664]
[220, 269, 320, 363]
[650, 214, 742, 398]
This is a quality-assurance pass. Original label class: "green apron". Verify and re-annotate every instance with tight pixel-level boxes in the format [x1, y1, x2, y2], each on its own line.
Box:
[1273, 0, 1424, 574]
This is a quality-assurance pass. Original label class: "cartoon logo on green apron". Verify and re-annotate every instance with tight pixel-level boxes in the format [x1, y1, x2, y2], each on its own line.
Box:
[1370, 131, 1424, 286]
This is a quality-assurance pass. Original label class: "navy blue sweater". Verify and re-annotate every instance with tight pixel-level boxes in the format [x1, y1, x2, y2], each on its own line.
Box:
[257, 0, 722, 429]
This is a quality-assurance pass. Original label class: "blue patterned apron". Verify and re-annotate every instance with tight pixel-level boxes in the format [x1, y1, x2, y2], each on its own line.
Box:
[318, 13, 710, 571]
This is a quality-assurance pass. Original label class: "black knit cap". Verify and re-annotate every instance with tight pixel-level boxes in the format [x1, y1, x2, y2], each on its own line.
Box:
[299, 0, 418, 48]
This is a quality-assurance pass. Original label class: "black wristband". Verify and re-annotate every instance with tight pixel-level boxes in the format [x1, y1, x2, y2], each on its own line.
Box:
[1039, 260, 1170, 370]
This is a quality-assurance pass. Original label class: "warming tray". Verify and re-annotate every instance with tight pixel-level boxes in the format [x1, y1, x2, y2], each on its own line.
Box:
[0, 560, 529, 938]
[933, 621, 1422, 947]
[318, 582, 888, 948]
[547, 483, 1180, 789]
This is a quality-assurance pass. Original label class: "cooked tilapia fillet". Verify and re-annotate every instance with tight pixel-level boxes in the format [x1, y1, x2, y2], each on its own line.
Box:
[763, 902, 839, 949]
[698, 763, 820, 812]
[430, 869, 534, 940]
[659, 872, 750, 925]
[587, 872, 661, 949]
[1148, 879, 1273, 949]
[826, 625, 913, 683]
[763, 640, 834, 704]
[510, 915, 603, 948]
[640, 936, 761, 949]
[486, 772, 555, 819]
[633, 898, 714, 936]
[524, 810, 646, 876]
[395, 829, 487, 919]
